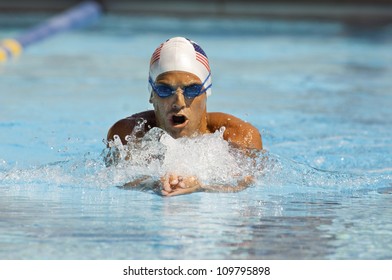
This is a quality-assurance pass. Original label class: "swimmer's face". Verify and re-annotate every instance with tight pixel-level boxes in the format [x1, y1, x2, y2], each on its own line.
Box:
[149, 71, 208, 138]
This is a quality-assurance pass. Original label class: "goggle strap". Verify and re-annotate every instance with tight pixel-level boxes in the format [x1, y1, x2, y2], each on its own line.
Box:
[199, 83, 212, 95]
[201, 72, 211, 86]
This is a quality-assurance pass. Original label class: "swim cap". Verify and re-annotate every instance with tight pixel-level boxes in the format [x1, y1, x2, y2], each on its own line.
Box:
[149, 37, 212, 96]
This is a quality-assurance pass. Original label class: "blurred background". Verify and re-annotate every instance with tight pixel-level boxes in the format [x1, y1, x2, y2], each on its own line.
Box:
[0, 0, 392, 25]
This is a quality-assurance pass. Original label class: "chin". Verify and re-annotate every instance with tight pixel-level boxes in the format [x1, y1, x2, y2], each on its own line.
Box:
[166, 128, 192, 139]
[168, 130, 187, 139]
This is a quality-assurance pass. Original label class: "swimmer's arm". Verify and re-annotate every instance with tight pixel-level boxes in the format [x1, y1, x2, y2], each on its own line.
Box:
[119, 176, 164, 195]
[203, 176, 254, 193]
[118, 175, 254, 197]
[105, 110, 156, 166]
[207, 112, 263, 150]
[107, 110, 156, 145]
[161, 174, 254, 197]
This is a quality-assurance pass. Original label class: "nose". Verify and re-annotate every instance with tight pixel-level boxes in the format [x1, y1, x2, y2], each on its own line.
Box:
[171, 88, 186, 111]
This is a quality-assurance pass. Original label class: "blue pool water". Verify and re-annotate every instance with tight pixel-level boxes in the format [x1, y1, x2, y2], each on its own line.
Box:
[1, 14, 392, 259]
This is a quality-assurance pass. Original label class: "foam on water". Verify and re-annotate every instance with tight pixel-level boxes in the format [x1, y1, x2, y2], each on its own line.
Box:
[1, 125, 389, 196]
[103, 126, 261, 190]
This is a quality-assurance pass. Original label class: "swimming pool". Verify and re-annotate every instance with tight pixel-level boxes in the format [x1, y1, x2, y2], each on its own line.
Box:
[1, 13, 392, 260]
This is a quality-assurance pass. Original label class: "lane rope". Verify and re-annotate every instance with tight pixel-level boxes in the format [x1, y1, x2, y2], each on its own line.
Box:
[0, 0, 103, 62]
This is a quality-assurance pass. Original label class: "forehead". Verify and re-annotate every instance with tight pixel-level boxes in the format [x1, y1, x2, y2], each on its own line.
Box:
[155, 71, 202, 84]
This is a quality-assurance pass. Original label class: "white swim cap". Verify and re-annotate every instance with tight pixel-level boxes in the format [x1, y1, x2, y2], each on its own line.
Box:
[149, 37, 212, 96]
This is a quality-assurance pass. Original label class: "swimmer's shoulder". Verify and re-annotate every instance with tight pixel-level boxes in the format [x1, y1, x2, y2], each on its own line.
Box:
[207, 112, 263, 150]
[107, 110, 156, 144]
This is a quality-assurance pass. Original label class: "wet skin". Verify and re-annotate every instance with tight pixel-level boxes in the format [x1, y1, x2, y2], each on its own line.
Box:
[107, 71, 262, 196]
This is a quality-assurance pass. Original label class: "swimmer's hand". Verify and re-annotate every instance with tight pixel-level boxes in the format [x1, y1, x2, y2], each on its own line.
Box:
[160, 174, 255, 197]
[161, 174, 202, 197]
[119, 174, 201, 196]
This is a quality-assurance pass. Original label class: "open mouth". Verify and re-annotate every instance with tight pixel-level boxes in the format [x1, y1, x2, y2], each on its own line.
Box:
[171, 114, 188, 126]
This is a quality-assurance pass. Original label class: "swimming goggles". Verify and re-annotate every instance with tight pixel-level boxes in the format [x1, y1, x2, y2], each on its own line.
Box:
[149, 73, 211, 99]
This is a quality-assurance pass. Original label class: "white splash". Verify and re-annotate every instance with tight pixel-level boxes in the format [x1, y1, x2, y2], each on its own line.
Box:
[105, 127, 258, 187]
[1, 126, 387, 195]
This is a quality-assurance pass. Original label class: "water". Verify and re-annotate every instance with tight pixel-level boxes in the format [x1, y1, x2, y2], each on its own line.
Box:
[1, 14, 392, 260]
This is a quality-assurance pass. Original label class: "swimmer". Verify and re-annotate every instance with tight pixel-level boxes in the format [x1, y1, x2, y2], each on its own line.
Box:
[107, 37, 262, 196]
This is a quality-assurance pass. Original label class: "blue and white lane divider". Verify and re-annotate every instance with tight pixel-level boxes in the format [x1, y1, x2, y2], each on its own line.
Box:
[0, 0, 103, 62]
